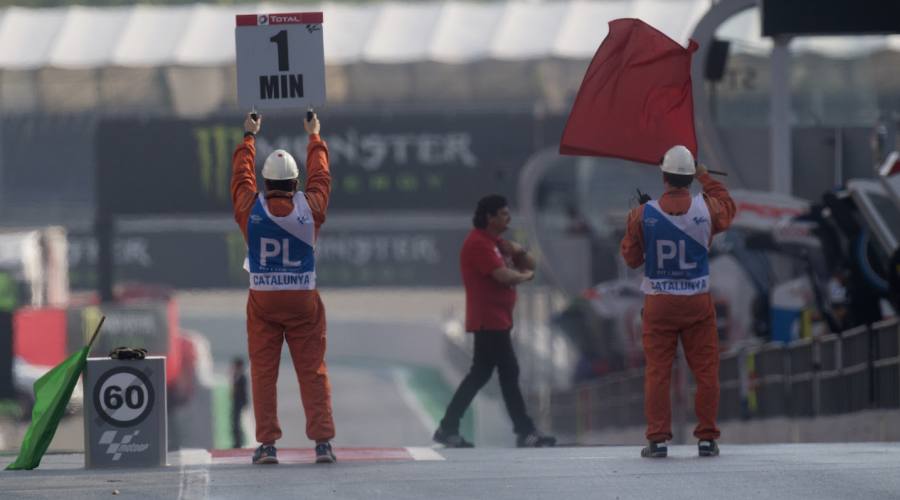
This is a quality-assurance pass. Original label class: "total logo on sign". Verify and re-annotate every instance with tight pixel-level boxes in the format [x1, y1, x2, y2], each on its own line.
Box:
[99, 430, 150, 461]
[235, 12, 326, 110]
[257, 14, 314, 25]
[270, 14, 306, 24]
[93, 366, 155, 428]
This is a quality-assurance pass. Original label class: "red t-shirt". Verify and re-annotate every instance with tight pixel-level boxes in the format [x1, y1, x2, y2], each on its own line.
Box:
[460, 228, 516, 332]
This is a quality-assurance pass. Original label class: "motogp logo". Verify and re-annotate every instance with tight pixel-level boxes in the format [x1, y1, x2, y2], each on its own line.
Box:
[99, 430, 150, 461]
[258, 15, 269, 25]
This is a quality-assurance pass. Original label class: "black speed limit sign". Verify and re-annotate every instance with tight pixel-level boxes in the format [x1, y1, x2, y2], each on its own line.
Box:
[93, 366, 155, 428]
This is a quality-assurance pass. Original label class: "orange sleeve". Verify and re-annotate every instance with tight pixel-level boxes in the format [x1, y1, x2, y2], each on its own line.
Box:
[231, 134, 258, 240]
[620, 205, 645, 269]
[304, 133, 331, 228]
[698, 173, 737, 235]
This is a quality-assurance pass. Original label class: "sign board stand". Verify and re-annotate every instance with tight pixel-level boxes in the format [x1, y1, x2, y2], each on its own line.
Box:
[84, 356, 167, 468]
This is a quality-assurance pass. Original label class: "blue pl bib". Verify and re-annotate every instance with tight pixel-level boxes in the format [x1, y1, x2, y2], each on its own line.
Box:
[246, 192, 316, 291]
[641, 194, 711, 295]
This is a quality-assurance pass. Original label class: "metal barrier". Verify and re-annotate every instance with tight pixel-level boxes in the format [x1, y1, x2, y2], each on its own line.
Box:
[542, 318, 900, 440]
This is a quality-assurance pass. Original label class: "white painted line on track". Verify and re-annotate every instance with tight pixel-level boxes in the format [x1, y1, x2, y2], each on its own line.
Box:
[405, 447, 445, 461]
[179, 468, 210, 500]
[174, 449, 211, 500]
[391, 368, 439, 435]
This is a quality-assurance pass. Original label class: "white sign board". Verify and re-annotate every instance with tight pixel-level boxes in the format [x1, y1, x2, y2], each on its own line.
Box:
[235, 12, 326, 110]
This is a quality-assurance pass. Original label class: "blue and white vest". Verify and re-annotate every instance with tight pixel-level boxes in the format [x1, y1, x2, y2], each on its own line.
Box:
[641, 194, 711, 295]
[245, 192, 316, 291]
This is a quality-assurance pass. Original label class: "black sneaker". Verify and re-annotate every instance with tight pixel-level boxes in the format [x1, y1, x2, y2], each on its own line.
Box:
[433, 427, 474, 448]
[516, 431, 556, 448]
[252, 444, 278, 464]
[698, 440, 719, 457]
[640, 441, 667, 458]
[315, 442, 337, 463]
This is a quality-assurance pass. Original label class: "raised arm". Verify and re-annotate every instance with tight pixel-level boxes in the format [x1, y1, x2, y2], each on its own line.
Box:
[620, 205, 645, 269]
[302, 113, 331, 228]
[231, 112, 261, 234]
[696, 164, 737, 235]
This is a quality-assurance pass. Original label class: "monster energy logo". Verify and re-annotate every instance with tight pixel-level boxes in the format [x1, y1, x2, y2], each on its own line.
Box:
[194, 126, 244, 203]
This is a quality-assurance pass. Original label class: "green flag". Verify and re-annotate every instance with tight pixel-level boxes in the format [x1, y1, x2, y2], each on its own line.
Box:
[5, 317, 105, 471]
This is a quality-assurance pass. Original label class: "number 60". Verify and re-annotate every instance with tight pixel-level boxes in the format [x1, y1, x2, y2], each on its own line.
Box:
[103, 385, 145, 410]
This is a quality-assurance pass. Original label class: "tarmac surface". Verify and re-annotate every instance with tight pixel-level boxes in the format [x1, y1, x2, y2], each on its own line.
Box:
[3, 443, 900, 499]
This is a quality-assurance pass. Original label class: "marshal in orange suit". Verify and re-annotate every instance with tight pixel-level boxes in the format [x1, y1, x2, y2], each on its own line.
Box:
[620, 145, 736, 459]
[231, 111, 336, 465]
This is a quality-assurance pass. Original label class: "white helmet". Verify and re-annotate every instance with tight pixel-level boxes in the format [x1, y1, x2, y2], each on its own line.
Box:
[262, 149, 299, 180]
[660, 145, 695, 175]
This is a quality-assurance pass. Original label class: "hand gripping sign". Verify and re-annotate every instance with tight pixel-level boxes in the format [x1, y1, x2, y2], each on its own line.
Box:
[235, 12, 326, 110]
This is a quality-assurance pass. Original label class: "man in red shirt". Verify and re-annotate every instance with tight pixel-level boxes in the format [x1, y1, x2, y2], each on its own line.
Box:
[434, 194, 556, 448]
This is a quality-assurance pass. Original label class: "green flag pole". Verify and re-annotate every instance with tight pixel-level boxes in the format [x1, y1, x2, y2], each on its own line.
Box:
[87, 316, 105, 351]
[5, 315, 106, 471]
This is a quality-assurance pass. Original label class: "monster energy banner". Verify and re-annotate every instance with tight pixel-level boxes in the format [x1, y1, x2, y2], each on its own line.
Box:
[68, 226, 467, 289]
[96, 112, 535, 215]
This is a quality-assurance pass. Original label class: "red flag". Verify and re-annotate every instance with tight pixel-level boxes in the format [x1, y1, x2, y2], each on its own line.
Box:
[560, 19, 699, 165]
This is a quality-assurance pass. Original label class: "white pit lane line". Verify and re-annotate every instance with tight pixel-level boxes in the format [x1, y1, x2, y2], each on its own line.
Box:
[405, 447, 445, 461]
[174, 449, 211, 500]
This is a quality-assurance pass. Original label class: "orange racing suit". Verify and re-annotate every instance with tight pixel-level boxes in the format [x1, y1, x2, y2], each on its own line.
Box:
[231, 132, 334, 445]
[620, 173, 735, 442]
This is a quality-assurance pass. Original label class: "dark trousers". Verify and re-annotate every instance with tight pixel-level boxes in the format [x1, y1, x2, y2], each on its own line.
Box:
[440, 330, 535, 436]
[0, 311, 13, 400]
[232, 407, 245, 448]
